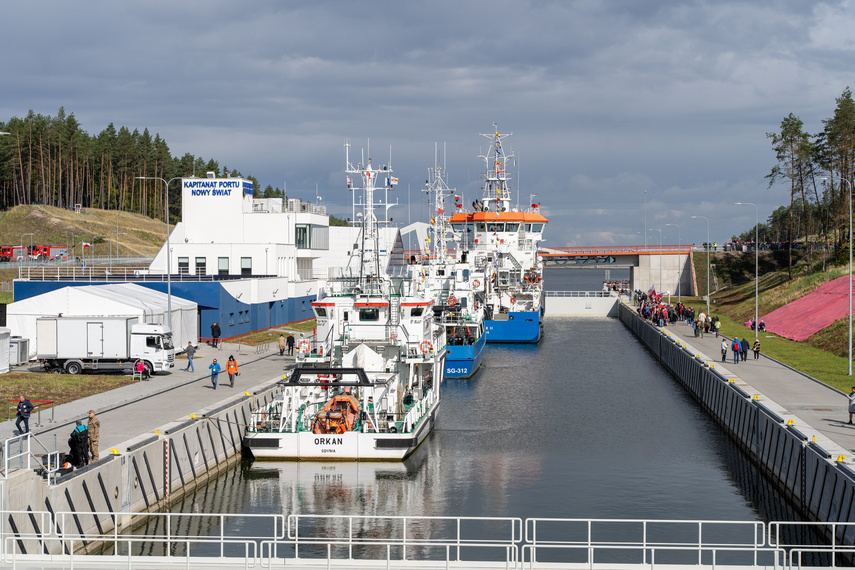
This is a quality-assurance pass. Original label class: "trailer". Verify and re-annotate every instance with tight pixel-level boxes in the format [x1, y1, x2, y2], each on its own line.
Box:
[36, 316, 175, 375]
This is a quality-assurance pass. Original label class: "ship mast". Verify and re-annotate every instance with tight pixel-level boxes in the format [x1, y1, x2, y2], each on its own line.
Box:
[346, 141, 392, 280]
[478, 123, 513, 213]
[425, 150, 454, 265]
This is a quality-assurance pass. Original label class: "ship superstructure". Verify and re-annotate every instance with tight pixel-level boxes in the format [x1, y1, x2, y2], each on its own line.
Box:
[244, 143, 446, 460]
[449, 126, 546, 343]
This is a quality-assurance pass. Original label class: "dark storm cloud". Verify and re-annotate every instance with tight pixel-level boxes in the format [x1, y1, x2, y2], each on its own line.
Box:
[2, 0, 853, 245]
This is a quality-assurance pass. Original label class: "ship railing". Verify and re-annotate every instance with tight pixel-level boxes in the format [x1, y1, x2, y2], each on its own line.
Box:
[524, 518, 770, 569]
[545, 290, 616, 298]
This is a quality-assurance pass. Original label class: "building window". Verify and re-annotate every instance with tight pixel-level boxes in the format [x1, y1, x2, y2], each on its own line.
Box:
[241, 257, 252, 276]
[195, 257, 206, 276]
[178, 257, 189, 275]
[295, 224, 310, 249]
[218, 257, 229, 276]
[229, 313, 234, 326]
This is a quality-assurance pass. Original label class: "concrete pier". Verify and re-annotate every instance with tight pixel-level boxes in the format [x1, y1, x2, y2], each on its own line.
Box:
[0, 342, 295, 555]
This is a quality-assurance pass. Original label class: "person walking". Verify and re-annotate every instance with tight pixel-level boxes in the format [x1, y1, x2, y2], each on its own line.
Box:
[226, 355, 238, 388]
[278, 334, 286, 356]
[720, 339, 728, 363]
[753, 339, 761, 361]
[714, 318, 721, 338]
[732, 337, 741, 364]
[849, 387, 855, 425]
[286, 333, 295, 356]
[15, 395, 34, 435]
[209, 358, 221, 390]
[211, 321, 221, 348]
[87, 410, 100, 462]
[184, 341, 196, 372]
[741, 337, 749, 363]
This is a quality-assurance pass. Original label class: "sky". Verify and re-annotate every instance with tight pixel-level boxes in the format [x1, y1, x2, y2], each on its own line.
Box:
[2, 0, 853, 247]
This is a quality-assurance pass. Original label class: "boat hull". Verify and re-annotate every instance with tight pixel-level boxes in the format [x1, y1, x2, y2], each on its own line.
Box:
[444, 332, 486, 378]
[245, 402, 439, 461]
[485, 310, 542, 343]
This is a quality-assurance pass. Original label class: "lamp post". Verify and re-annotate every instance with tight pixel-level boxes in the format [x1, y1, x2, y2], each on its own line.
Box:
[136, 176, 181, 334]
[819, 177, 852, 375]
[644, 190, 647, 248]
[648, 228, 662, 293]
[690, 215, 711, 316]
[735, 202, 759, 339]
[665, 223, 681, 303]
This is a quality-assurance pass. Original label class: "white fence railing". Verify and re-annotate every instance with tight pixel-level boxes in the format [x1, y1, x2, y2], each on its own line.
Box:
[1, 511, 851, 568]
[544, 290, 617, 298]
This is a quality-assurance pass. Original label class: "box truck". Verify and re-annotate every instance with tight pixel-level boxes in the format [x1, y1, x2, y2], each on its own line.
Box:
[36, 316, 175, 375]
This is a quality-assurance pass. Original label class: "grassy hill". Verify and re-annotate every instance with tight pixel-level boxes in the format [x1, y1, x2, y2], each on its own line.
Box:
[0, 205, 169, 258]
[689, 249, 851, 390]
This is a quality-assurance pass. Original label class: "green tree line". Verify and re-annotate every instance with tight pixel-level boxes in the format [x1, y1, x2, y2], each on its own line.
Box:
[765, 87, 855, 276]
[0, 107, 267, 223]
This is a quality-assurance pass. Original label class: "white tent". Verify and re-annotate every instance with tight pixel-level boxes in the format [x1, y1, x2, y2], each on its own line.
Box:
[0, 327, 10, 374]
[7, 284, 198, 358]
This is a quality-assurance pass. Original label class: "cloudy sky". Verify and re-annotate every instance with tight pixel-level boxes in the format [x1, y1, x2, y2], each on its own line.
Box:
[2, 0, 852, 246]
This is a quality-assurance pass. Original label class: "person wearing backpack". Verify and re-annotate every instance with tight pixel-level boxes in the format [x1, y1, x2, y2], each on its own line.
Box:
[732, 338, 741, 364]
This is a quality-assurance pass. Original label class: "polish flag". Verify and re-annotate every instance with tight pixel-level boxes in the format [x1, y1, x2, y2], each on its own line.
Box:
[82, 242, 92, 248]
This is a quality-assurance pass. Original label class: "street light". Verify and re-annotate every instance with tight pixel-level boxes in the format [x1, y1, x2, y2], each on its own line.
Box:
[735, 202, 759, 339]
[820, 177, 852, 376]
[665, 223, 681, 303]
[690, 215, 711, 316]
[648, 228, 662, 294]
[136, 176, 181, 334]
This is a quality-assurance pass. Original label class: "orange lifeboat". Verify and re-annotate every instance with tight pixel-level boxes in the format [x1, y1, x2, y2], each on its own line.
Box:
[311, 394, 361, 434]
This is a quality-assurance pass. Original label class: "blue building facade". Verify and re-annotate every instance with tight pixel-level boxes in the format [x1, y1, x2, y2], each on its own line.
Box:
[12, 279, 316, 340]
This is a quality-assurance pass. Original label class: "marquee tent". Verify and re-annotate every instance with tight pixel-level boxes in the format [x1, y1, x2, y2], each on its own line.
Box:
[7, 283, 198, 358]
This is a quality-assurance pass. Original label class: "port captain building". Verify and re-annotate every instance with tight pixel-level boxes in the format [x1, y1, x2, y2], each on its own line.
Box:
[13, 174, 331, 341]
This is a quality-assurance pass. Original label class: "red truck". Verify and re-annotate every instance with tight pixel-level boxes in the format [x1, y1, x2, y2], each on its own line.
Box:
[30, 245, 68, 259]
[0, 246, 29, 261]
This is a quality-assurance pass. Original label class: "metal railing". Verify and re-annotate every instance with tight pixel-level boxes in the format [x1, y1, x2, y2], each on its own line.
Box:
[0, 511, 852, 568]
[544, 290, 617, 298]
[3, 433, 62, 482]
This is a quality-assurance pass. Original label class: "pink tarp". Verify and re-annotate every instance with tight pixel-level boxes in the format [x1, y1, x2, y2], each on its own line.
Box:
[763, 275, 854, 341]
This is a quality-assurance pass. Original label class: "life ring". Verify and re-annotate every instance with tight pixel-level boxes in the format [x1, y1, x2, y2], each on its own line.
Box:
[510, 297, 516, 303]
[298, 340, 310, 353]
[420, 340, 432, 354]
[447, 296, 457, 306]
[472, 279, 481, 288]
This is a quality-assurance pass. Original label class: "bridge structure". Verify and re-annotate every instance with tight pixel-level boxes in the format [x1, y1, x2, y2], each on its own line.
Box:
[539, 245, 695, 296]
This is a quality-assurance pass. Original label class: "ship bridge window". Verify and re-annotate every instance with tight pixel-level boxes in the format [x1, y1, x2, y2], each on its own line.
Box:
[358, 308, 379, 321]
[314, 307, 327, 318]
[505, 223, 520, 232]
[410, 307, 424, 317]
[524, 223, 532, 232]
[476, 222, 486, 232]
[531, 223, 544, 232]
[451, 223, 463, 232]
[178, 257, 189, 275]
[486, 222, 505, 232]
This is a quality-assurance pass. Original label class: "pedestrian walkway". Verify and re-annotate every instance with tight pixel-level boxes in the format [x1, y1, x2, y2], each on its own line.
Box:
[2, 341, 296, 456]
[666, 320, 855, 455]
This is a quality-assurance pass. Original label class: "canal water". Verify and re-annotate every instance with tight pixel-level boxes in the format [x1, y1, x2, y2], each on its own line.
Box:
[145, 267, 807, 557]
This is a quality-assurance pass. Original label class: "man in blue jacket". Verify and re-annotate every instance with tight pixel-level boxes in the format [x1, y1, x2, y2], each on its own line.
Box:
[209, 358, 221, 390]
[15, 395, 34, 434]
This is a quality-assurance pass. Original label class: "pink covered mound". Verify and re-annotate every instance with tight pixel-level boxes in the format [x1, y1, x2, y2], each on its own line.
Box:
[763, 275, 854, 341]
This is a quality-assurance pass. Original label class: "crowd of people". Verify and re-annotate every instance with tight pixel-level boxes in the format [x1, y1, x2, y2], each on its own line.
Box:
[634, 290, 762, 363]
[602, 280, 630, 295]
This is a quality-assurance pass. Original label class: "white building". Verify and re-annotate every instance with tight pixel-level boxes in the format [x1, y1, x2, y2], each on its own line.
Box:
[150, 174, 329, 281]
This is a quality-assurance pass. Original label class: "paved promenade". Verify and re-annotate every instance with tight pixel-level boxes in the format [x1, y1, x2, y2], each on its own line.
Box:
[664, 318, 855, 457]
[2, 342, 295, 456]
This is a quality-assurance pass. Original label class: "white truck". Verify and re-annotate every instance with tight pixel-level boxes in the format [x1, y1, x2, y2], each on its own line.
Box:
[36, 316, 175, 375]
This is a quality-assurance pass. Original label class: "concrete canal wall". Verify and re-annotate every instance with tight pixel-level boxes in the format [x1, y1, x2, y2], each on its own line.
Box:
[544, 292, 621, 317]
[4, 378, 281, 555]
[619, 303, 855, 544]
